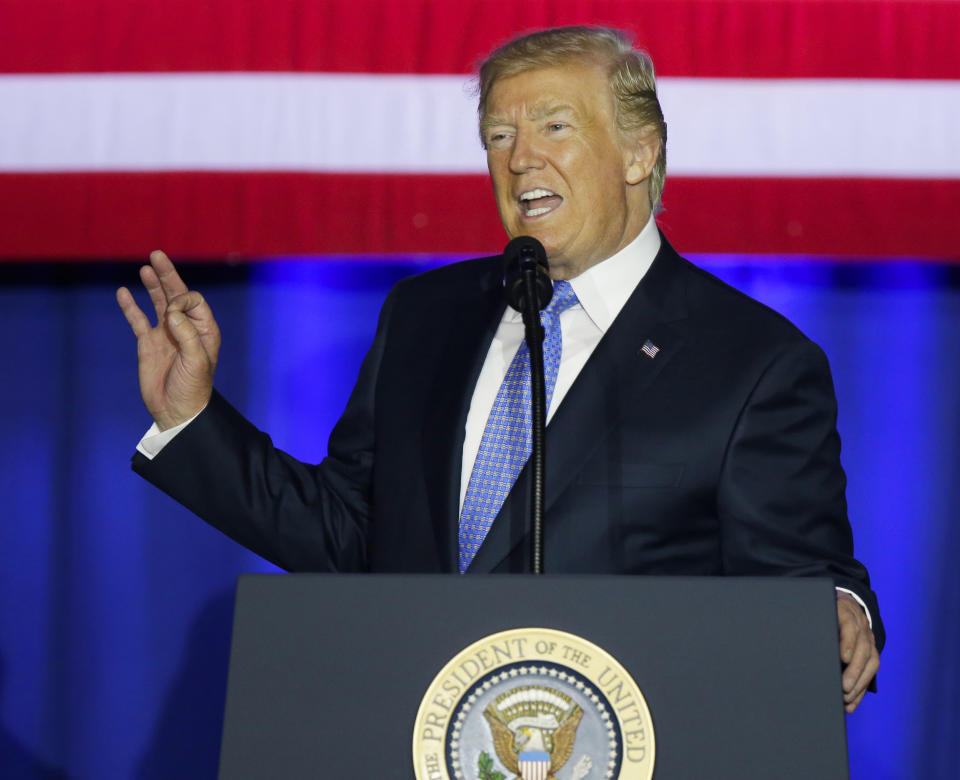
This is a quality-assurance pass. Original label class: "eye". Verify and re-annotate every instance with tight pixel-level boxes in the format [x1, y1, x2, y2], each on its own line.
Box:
[485, 130, 512, 146]
[548, 122, 568, 132]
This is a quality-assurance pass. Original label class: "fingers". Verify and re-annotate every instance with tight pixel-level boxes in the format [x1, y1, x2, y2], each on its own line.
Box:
[116, 286, 152, 338]
[167, 289, 212, 319]
[843, 635, 879, 710]
[845, 688, 867, 714]
[167, 289, 220, 340]
[140, 251, 219, 334]
[842, 628, 873, 692]
[165, 289, 222, 366]
[836, 598, 879, 713]
[150, 249, 189, 300]
[140, 250, 188, 321]
[164, 292, 207, 359]
[845, 649, 877, 713]
[140, 263, 168, 322]
[837, 602, 859, 664]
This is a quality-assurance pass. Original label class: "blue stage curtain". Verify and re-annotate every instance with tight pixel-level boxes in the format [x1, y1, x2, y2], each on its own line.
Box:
[0, 257, 957, 779]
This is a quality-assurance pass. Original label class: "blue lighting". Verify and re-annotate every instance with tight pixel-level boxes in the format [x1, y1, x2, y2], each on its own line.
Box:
[0, 254, 957, 778]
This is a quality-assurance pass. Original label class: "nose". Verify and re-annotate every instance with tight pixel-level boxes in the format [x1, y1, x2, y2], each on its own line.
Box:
[508, 127, 545, 174]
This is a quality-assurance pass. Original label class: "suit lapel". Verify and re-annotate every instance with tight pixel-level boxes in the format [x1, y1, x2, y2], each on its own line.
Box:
[467, 239, 691, 573]
[421, 260, 506, 572]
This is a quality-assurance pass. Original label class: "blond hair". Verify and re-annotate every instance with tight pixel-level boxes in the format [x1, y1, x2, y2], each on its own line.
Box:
[477, 26, 667, 213]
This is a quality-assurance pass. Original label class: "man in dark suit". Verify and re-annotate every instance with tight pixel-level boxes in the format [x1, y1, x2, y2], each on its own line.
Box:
[117, 26, 881, 711]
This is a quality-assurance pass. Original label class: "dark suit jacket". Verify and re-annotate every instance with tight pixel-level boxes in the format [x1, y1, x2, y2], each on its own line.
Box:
[133, 237, 884, 650]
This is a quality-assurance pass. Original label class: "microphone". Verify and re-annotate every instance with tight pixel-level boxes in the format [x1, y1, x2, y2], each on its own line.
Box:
[501, 235, 551, 575]
[503, 236, 552, 314]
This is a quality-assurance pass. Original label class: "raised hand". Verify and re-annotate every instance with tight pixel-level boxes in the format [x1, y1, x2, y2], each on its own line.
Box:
[117, 250, 221, 430]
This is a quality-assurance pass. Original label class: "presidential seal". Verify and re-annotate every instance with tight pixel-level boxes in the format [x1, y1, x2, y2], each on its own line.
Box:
[413, 628, 654, 780]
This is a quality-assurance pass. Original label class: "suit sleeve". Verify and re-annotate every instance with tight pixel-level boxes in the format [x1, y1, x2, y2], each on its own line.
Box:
[717, 338, 885, 651]
[130, 285, 398, 573]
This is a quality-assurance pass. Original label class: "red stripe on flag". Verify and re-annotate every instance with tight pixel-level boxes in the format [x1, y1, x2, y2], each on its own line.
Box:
[0, 173, 503, 260]
[2, 173, 958, 260]
[660, 177, 960, 258]
[1, 0, 958, 79]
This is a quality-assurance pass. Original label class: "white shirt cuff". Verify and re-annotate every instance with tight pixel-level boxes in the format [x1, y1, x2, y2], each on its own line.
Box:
[136, 407, 205, 460]
[835, 586, 873, 628]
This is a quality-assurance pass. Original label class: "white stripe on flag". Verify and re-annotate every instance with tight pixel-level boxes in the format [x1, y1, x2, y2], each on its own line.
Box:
[1, 74, 958, 176]
[659, 78, 960, 177]
[0, 73, 486, 173]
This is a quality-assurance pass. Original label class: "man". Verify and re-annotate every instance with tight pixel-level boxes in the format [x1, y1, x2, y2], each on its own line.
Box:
[117, 26, 881, 712]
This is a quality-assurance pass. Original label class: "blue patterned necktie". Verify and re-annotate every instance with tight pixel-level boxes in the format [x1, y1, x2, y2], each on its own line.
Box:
[458, 280, 580, 572]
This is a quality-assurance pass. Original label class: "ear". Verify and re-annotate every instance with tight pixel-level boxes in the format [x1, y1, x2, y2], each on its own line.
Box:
[623, 128, 659, 186]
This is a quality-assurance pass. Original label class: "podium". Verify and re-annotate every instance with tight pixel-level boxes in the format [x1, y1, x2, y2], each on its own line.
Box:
[218, 575, 849, 779]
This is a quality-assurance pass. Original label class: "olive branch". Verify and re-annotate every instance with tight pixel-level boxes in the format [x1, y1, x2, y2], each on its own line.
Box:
[477, 750, 506, 780]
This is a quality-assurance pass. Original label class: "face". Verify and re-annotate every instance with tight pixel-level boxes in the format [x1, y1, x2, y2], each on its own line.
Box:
[483, 61, 656, 280]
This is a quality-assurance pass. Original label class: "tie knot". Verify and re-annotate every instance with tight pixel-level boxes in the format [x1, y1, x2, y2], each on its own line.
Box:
[545, 280, 579, 317]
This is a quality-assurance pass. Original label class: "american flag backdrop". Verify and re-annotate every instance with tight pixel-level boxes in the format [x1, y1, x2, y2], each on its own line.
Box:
[2, 5, 960, 779]
[0, 0, 958, 260]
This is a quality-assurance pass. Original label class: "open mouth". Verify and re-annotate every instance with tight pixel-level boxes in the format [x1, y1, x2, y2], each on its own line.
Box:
[518, 188, 563, 218]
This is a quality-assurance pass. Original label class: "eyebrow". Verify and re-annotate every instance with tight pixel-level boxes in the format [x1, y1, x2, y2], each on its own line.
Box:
[530, 103, 578, 120]
[481, 103, 579, 132]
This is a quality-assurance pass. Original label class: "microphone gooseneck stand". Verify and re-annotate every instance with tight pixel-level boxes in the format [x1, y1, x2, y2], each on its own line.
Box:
[520, 268, 547, 575]
[502, 236, 553, 575]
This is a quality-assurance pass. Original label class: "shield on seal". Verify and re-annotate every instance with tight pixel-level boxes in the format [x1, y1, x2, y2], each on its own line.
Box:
[518, 750, 551, 780]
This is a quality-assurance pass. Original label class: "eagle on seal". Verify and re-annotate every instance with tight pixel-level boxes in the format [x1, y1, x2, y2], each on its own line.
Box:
[482, 699, 584, 780]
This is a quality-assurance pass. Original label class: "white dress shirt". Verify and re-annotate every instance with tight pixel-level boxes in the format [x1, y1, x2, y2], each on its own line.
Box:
[458, 216, 661, 513]
[137, 409, 201, 459]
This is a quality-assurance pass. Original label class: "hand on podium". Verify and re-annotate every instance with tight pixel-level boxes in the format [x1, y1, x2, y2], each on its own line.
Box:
[837, 592, 879, 712]
[117, 250, 220, 431]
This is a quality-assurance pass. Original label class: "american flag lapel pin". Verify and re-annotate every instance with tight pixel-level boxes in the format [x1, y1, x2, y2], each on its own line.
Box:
[640, 339, 660, 359]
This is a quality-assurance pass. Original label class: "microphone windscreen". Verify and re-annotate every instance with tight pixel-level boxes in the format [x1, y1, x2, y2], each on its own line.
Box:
[502, 236, 552, 312]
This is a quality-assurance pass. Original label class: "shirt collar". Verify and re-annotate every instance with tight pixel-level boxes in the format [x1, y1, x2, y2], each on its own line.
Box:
[505, 215, 661, 331]
[570, 214, 661, 333]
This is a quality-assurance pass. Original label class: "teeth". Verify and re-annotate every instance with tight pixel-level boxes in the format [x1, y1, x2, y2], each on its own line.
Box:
[525, 206, 552, 217]
[519, 188, 556, 201]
